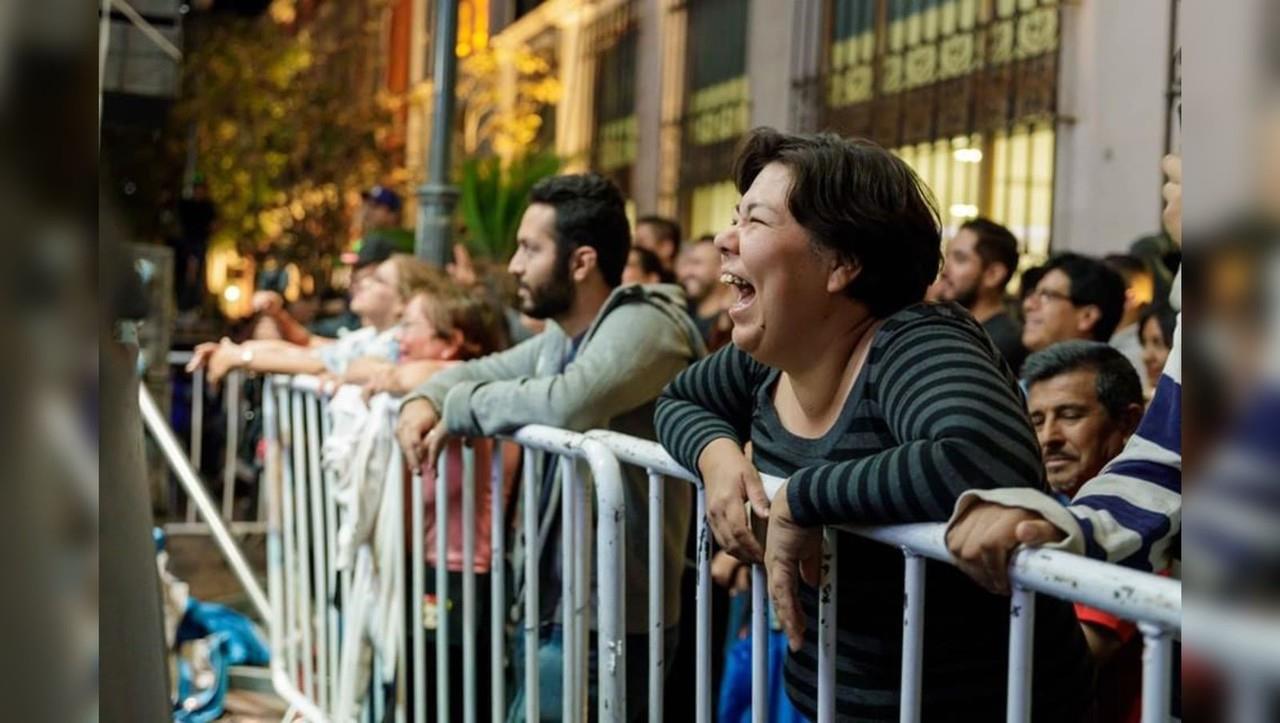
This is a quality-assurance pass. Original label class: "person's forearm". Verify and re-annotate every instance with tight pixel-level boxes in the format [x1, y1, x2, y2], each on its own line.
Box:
[267, 309, 312, 346]
[341, 357, 396, 385]
[245, 347, 328, 377]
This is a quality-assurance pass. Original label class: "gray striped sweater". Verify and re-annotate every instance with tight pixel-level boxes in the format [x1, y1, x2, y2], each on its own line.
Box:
[656, 303, 1093, 721]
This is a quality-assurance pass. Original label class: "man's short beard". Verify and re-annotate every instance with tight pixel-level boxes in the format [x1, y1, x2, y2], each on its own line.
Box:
[953, 284, 980, 310]
[520, 250, 576, 320]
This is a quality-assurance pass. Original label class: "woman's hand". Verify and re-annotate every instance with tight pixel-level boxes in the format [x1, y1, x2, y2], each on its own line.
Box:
[698, 438, 772, 563]
[764, 480, 823, 652]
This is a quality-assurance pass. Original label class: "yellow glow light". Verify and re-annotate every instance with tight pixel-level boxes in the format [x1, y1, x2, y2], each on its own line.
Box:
[224, 285, 242, 302]
[954, 148, 983, 163]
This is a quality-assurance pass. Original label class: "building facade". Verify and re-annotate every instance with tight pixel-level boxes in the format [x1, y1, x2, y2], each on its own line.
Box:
[394, 0, 1179, 269]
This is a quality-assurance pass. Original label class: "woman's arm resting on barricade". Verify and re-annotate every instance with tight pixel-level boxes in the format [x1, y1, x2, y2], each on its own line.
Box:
[655, 344, 772, 562]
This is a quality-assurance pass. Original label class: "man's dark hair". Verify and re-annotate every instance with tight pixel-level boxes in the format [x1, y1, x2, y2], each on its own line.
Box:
[637, 215, 682, 250]
[733, 127, 941, 317]
[960, 217, 1020, 289]
[1023, 341, 1143, 419]
[631, 246, 675, 284]
[1019, 265, 1046, 301]
[528, 173, 632, 287]
[1041, 253, 1127, 341]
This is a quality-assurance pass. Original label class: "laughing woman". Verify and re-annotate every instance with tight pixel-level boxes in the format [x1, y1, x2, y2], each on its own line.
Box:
[655, 128, 1093, 721]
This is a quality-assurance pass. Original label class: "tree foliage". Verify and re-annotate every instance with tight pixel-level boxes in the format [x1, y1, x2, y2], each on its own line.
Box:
[172, 0, 396, 266]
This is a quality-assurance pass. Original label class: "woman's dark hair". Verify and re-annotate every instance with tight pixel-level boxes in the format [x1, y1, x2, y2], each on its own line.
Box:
[528, 173, 632, 287]
[1140, 302, 1177, 348]
[732, 127, 941, 317]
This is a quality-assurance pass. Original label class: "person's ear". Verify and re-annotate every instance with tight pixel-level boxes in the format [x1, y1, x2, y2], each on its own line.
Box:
[981, 261, 1010, 293]
[1121, 402, 1145, 437]
[827, 254, 862, 294]
[1076, 304, 1102, 336]
[571, 246, 599, 283]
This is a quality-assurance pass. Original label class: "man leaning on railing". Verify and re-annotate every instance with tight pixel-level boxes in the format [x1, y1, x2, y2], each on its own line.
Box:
[395, 173, 707, 722]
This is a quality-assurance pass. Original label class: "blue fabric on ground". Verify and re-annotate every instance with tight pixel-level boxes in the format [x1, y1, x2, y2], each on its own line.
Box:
[718, 595, 809, 723]
[172, 599, 270, 722]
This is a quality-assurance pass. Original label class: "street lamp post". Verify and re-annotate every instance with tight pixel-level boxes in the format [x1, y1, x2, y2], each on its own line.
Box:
[415, 0, 461, 266]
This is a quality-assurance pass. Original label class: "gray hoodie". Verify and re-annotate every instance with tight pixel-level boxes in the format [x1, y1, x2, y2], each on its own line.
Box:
[404, 283, 706, 633]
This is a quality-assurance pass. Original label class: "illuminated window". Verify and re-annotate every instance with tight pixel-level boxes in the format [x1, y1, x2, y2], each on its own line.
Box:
[688, 181, 738, 241]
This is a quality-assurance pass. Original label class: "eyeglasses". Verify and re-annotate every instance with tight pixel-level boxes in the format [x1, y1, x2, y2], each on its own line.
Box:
[1026, 288, 1075, 306]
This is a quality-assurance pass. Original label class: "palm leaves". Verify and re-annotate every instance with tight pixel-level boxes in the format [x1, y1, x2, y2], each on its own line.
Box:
[456, 152, 561, 261]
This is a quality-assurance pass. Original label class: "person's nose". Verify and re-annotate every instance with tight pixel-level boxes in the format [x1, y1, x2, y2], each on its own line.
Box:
[1038, 416, 1065, 449]
[507, 251, 523, 279]
[714, 226, 739, 260]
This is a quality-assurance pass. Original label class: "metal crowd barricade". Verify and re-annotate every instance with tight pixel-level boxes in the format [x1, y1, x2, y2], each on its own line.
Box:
[582, 430, 1185, 723]
[162, 367, 1192, 723]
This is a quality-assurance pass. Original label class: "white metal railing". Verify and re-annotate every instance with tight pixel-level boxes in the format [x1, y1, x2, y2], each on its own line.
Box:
[164, 349, 265, 535]
[168, 372, 1211, 722]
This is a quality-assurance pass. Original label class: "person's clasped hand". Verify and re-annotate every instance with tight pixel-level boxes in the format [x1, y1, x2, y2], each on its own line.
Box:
[697, 438, 773, 564]
[764, 480, 823, 652]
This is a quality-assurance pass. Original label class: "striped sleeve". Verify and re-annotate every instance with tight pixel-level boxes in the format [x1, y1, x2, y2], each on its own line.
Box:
[949, 314, 1183, 573]
[655, 343, 765, 475]
[787, 317, 1044, 527]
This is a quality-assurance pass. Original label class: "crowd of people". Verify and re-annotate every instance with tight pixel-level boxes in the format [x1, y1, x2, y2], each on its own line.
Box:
[186, 126, 1183, 722]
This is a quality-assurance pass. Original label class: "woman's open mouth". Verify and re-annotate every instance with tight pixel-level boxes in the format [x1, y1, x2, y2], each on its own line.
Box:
[720, 271, 756, 313]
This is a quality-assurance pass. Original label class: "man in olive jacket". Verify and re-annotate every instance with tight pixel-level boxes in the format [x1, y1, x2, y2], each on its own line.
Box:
[396, 174, 704, 720]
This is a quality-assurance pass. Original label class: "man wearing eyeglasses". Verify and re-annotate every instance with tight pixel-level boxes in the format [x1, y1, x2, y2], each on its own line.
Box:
[1021, 253, 1128, 355]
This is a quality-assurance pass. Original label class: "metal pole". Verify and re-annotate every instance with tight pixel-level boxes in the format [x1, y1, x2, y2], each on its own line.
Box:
[137, 384, 270, 621]
[751, 564, 767, 723]
[816, 529, 837, 723]
[415, 0, 460, 265]
[1006, 586, 1036, 722]
[436, 451, 451, 722]
[523, 449, 541, 722]
[900, 552, 925, 723]
[186, 367, 204, 523]
[305, 395, 330, 712]
[411, 468, 426, 723]
[490, 451, 507, 723]
[1138, 623, 1172, 723]
[223, 371, 242, 521]
[320, 397, 341, 716]
[462, 445, 478, 723]
[277, 385, 298, 679]
[561, 457, 577, 723]
[695, 489, 711, 723]
[647, 471, 665, 723]
[291, 389, 315, 700]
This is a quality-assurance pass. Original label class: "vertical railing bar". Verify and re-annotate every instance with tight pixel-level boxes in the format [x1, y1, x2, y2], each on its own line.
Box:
[899, 551, 925, 723]
[574, 460, 590, 723]
[372, 655, 383, 723]
[561, 456, 577, 723]
[523, 447, 541, 723]
[647, 470, 665, 723]
[462, 444, 478, 723]
[277, 383, 298, 682]
[695, 488, 711, 723]
[222, 370, 241, 521]
[490, 449, 507, 723]
[751, 563, 768, 723]
[304, 394, 330, 712]
[1006, 585, 1036, 722]
[320, 397, 341, 717]
[186, 367, 203, 522]
[589, 441, 626, 723]
[392, 446, 408, 723]
[1138, 622, 1172, 723]
[816, 528, 838, 723]
[1228, 669, 1268, 723]
[411, 465, 426, 723]
[290, 388, 315, 701]
[436, 450, 451, 723]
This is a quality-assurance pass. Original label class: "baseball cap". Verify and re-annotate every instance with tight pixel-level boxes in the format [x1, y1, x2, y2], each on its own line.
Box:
[362, 185, 402, 213]
[351, 235, 396, 269]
